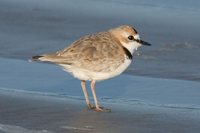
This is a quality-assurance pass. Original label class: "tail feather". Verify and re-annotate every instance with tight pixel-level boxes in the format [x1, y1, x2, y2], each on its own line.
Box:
[32, 55, 52, 62]
[32, 55, 44, 61]
[31, 54, 72, 64]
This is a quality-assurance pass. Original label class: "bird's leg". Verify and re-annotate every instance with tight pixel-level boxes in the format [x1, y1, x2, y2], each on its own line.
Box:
[90, 80, 111, 112]
[81, 80, 94, 109]
[90, 80, 100, 109]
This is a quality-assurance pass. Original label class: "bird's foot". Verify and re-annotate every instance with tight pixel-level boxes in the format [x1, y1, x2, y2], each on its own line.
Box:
[86, 104, 111, 112]
[87, 104, 95, 110]
[94, 107, 111, 112]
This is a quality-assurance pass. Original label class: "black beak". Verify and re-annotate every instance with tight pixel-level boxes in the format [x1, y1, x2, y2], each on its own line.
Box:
[135, 39, 151, 46]
[140, 40, 151, 46]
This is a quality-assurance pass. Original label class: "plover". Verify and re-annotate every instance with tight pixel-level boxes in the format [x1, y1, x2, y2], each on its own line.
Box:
[32, 25, 151, 112]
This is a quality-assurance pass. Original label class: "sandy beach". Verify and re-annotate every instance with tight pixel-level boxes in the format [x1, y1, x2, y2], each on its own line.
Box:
[1, 89, 200, 133]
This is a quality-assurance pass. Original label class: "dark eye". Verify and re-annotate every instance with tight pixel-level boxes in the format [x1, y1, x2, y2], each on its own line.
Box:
[128, 35, 134, 40]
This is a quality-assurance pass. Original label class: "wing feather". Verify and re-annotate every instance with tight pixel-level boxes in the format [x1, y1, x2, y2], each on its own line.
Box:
[46, 32, 125, 72]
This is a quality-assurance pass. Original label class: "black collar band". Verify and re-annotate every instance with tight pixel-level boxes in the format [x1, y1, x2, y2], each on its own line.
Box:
[122, 46, 132, 59]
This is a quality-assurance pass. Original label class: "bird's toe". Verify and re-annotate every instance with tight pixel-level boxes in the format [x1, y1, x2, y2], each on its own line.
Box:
[94, 107, 111, 112]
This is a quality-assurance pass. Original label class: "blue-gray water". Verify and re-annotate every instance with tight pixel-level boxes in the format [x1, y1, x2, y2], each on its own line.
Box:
[0, 0, 200, 110]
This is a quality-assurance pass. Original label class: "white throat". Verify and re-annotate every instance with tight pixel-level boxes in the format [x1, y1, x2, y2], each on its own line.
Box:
[122, 41, 141, 55]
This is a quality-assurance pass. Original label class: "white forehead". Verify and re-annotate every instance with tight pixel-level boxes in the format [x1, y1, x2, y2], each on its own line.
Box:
[134, 34, 140, 40]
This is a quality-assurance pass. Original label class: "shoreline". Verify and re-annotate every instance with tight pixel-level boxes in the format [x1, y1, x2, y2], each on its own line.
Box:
[1, 89, 200, 133]
[1, 86, 200, 111]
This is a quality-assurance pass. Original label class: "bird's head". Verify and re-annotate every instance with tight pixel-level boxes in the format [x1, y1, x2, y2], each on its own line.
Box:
[109, 25, 151, 54]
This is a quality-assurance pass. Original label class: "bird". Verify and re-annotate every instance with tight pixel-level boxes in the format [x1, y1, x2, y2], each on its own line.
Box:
[32, 25, 151, 112]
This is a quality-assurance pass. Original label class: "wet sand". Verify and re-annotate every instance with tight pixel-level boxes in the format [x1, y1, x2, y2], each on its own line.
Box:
[0, 90, 200, 133]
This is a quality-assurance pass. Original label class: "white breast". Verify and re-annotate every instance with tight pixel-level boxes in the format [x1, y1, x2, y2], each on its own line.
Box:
[60, 56, 132, 81]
